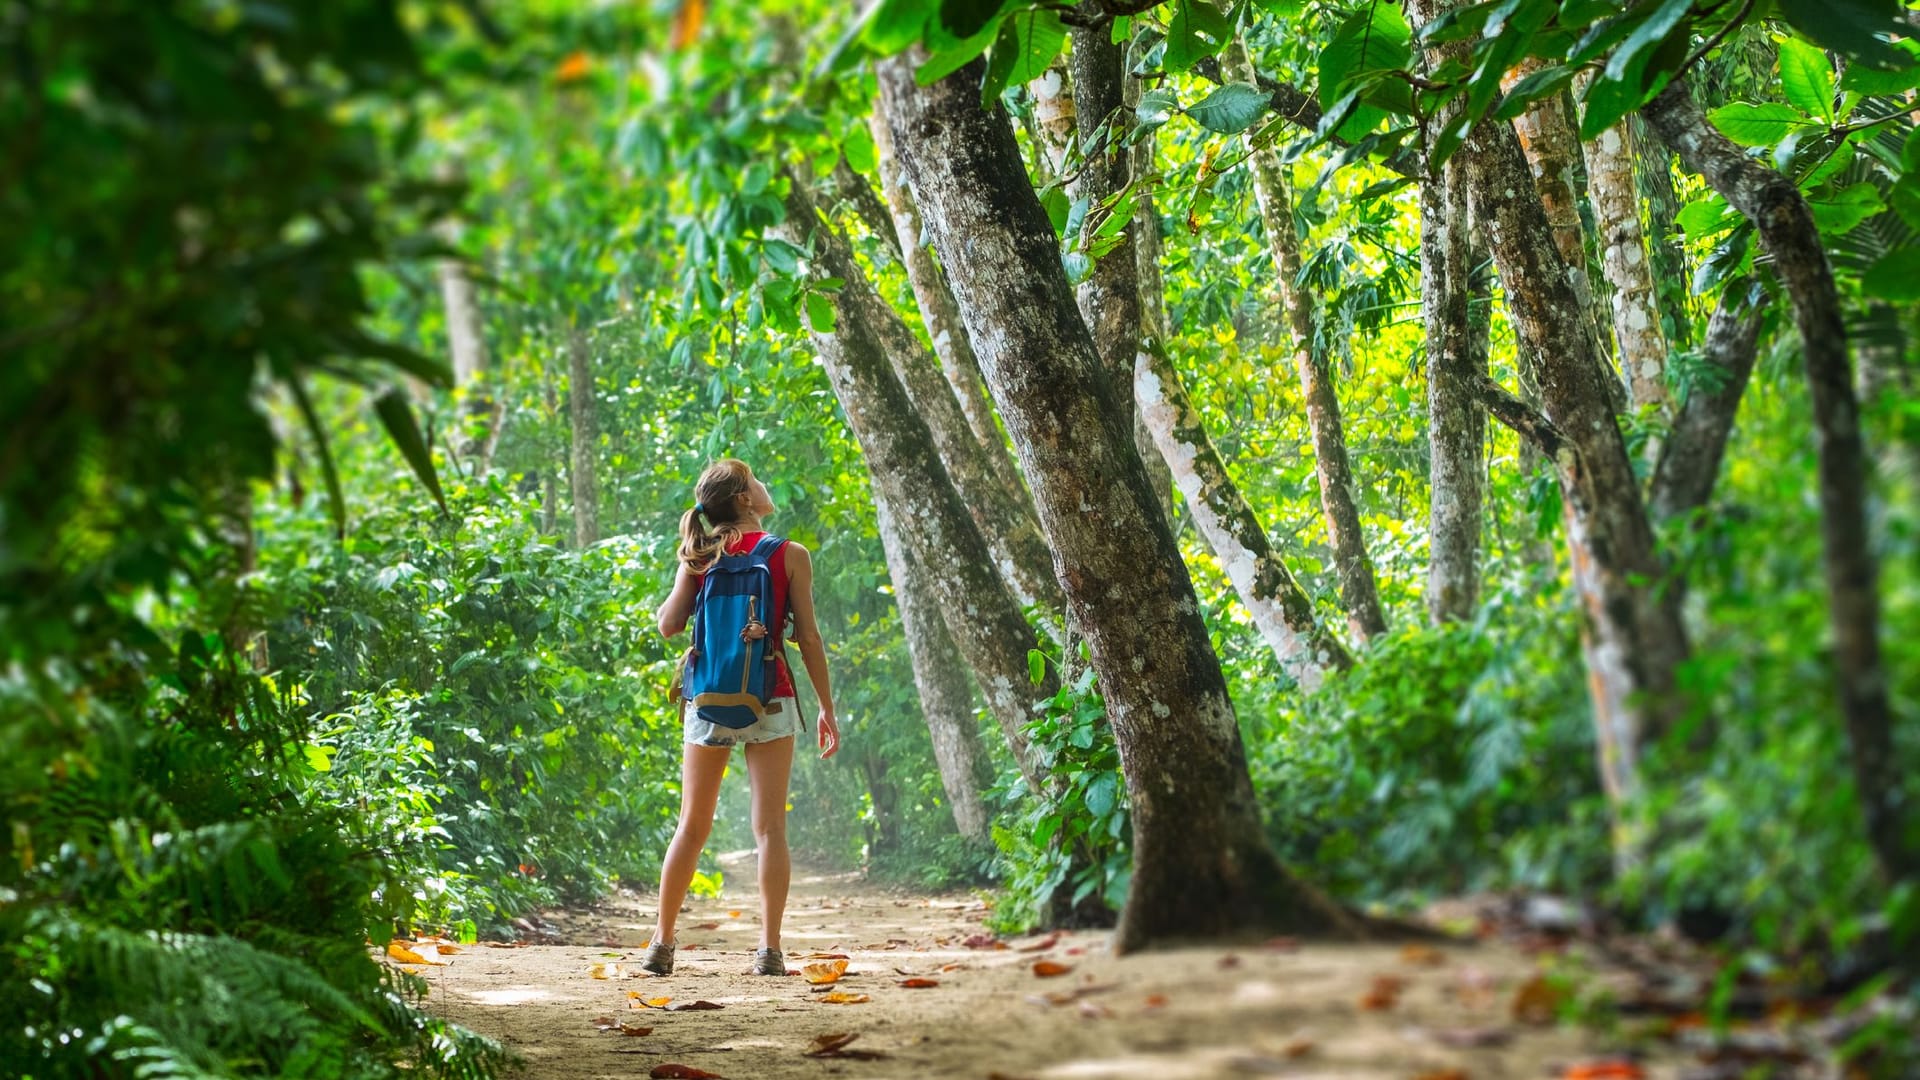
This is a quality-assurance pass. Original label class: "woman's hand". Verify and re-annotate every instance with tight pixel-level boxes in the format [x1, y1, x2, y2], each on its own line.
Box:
[816, 709, 840, 759]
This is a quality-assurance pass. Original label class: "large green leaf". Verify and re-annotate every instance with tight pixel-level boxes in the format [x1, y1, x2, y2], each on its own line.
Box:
[1188, 82, 1271, 134]
[1807, 181, 1884, 234]
[1707, 102, 1819, 147]
[1318, 2, 1414, 141]
[981, 6, 1066, 105]
[373, 388, 447, 513]
[1777, 0, 1913, 69]
[1164, 0, 1233, 73]
[1862, 246, 1920, 300]
[288, 377, 346, 540]
[866, 0, 932, 51]
[1777, 37, 1836, 123]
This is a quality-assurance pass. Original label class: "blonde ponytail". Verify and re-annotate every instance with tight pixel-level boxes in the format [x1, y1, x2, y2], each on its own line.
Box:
[677, 459, 756, 573]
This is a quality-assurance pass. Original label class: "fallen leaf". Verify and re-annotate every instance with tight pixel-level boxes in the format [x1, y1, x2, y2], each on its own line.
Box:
[1032, 960, 1073, 978]
[386, 942, 429, 965]
[940, 962, 966, 973]
[1143, 993, 1169, 1010]
[590, 962, 622, 980]
[1401, 944, 1447, 967]
[727, 910, 741, 918]
[1511, 975, 1568, 1025]
[962, 933, 1007, 950]
[591, 1016, 618, 1031]
[436, 944, 461, 955]
[1360, 974, 1407, 1011]
[803, 959, 849, 985]
[618, 1022, 654, 1037]
[1260, 936, 1300, 952]
[690, 922, 720, 930]
[808, 1033, 858, 1055]
[666, 1000, 725, 1012]
[1411, 1071, 1468, 1080]
[1016, 934, 1059, 953]
[802, 952, 850, 960]
[818, 991, 871, 1004]
[628, 992, 672, 1009]
[1219, 954, 1243, 969]
[1282, 1038, 1314, 1058]
[649, 1066, 722, 1080]
[1563, 1063, 1645, 1080]
[898, 977, 939, 988]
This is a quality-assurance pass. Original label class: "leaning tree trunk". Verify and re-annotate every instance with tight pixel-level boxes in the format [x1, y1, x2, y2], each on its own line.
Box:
[1128, 76, 1180, 526]
[1643, 80, 1913, 884]
[784, 173, 1066, 622]
[877, 51, 1364, 951]
[866, 108, 1026, 507]
[1649, 294, 1765, 522]
[1135, 344, 1353, 688]
[772, 184, 1054, 788]
[1420, 125, 1485, 624]
[1068, 22, 1174, 530]
[1578, 73, 1672, 418]
[874, 489, 994, 845]
[1222, 39, 1388, 642]
[1407, 0, 1692, 858]
[565, 327, 600, 548]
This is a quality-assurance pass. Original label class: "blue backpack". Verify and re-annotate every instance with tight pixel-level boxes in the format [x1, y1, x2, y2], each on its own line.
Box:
[677, 534, 791, 730]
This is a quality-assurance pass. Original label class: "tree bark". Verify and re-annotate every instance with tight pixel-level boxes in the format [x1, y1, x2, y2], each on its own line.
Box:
[830, 156, 904, 263]
[1649, 294, 1765, 522]
[877, 51, 1363, 951]
[1408, 0, 1692, 852]
[1578, 74, 1672, 417]
[1028, 61, 1075, 181]
[439, 235, 502, 475]
[1128, 77, 1180, 527]
[565, 327, 599, 548]
[772, 182, 1053, 788]
[1635, 120, 1693, 352]
[1420, 140, 1484, 624]
[1643, 80, 1912, 884]
[1222, 39, 1388, 642]
[1135, 344, 1353, 688]
[874, 489, 994, 845]
[784, 175, 1066, 621]
[866, 108, 1026, 506]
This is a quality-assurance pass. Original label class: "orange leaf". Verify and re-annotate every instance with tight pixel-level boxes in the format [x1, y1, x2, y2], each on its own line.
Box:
[590, 962, 622, 980]
[628, 992, 672, 1009]
[818, 991, 871, 1004]
[1511, 975, 1567, 1025]
[436, 944, 461, 955]
[1401, 944, 1447, 967]
[554, 51, 591, 84]
[1016, 934, 1059, 953]
[1412, 1071, 1469, 1080]
[1032, 961, 1073, 978]
[650, 1066, 723, 1080]
[1360, 974, 1406, 1011]
[898, 977, 939, 988]
[1564, 1063, 1645, 1080]
[803, 959, 849, 985]
[619, 1022, 654, 1037]
[668, 0, 706, 51]
[727, 909, 741, 918]
[386, 942, 429, 965]
[1143, 993, 1169, 1009]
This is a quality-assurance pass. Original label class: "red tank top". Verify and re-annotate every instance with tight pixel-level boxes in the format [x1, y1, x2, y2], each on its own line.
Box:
[697, 531, 795, 698]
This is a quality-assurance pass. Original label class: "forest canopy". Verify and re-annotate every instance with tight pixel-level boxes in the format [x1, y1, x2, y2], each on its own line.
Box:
[3, 0, 1918, 1076]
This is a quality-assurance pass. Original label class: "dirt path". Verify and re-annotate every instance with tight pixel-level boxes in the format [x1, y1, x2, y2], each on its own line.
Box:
[419, 851, 1680, 1079]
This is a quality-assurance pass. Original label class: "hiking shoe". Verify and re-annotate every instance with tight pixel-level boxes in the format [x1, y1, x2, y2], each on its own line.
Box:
[749, 946, 787, 976]
[639, 939, 675, 976]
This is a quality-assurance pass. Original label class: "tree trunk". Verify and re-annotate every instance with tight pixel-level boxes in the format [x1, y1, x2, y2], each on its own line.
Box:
[1409, 0, 1691, 854]
[877, 487, 995, 845]
[1028, 61, 1075, 181]
[866, 108, 1025, 505]
[830, 155, 903, 263]
[1643, 80, 1913, 884]
[1420, 139, 1485, 624]
[877, 51, 1363, 951]
[1222, 39, 1388, 642]
[439, 240, 502, 476]
[565, 328, 599, 548]
[1135, 344, 1353, 688]
[1649, 294, 1765, 521]
[1578, 73, 1672, 417]
[1128, 77, 1180, 527]
[772, 183, 1054, 788]
[1635, 119, 1693, 352]
[784, 174, 1066, 621]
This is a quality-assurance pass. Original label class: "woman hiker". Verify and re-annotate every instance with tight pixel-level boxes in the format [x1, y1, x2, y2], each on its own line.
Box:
[642, 458, 840, 977]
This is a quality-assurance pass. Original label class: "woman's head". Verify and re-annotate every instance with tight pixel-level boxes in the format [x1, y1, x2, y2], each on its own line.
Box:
[678, 458, 773, 571]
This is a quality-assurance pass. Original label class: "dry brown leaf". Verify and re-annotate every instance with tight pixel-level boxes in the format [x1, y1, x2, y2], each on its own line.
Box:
[436, 944, 461, 955]
[962, 933, 1002, 949]
[1563, 1063, 1646, 1080]
[1401, 944, 1447, 967]
[818, 991, 870, 1004]
[690, 921, 720, 930]
[1143, 993, 1169, 1009]
[898, 977, 939, 989]
[1016, 934, 1059, 953]
[803, 959, 849, 985]
[482, 941, 526, 949]
[590, 1016, 618, 1031]
[1032, 960, 1073, 978]
[1282, 1038, 1314, 1059]
[1219, 954, 1243, 969]
[1411, 1071, 1468, 1080]
[1511, 975, 1567, 1025]
[1433, 1027, 1513, 1048]
[939, 962, 966, 973]
[666, 1000, 724, 1012]
[618, 1022, 654, 1037]
[1360, 974, 1407, 1011]
[649, 1066, 722, 1080]
[807, 1033, 858, 1055]
[386, 942, 429, 965]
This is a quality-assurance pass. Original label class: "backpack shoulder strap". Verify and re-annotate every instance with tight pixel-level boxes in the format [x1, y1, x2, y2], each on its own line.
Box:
[748, 533, 785, 560]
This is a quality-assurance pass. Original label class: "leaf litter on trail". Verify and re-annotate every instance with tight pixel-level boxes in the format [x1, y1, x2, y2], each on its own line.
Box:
[1401, 944, 1447, 967]
[1360, 974, 1407, 1010]
[386, 941, 439, 965]
[1031, 960, 1073, 978]
[590, 962, 624, 980]
[1411, 1070, 1469, 1080]
[803, 959, 849, 984]
[1015, 934, 1058, 953]
[818, 991, 870, 1004]
[1562, 1063, 1645, 1079]
[1512, 974, 1569, 1024]
[628, 991, 672, 1009]
[650, 1066, 723, 1079]
[666, 999, 724, 1012]
[897, 977, 939, 988]
[803, 1032, 889, 1060]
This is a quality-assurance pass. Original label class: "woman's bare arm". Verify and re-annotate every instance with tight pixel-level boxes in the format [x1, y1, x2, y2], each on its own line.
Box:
[657, 565, 699, 638]
[784, 542, 836, 720]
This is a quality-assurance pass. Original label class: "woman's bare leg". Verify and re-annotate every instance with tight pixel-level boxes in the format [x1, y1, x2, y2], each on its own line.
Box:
[743, 734, 796, 950]
[651, 742, 732, 945]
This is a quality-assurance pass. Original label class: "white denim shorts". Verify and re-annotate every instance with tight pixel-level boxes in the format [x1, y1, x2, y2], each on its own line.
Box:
[683, 697, 800, 748]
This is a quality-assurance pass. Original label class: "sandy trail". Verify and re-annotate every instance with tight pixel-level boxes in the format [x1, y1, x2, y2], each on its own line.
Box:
[420, 851, 1680, 1079]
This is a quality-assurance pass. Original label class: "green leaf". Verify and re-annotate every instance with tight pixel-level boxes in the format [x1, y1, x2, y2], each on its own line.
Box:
[1675, 192, 1738, 236]
[1041, 185, 1071, 234]
[1318, 2, 1413, 140]
[1135, 87, 1180, 129]
[1601, 0, 1691, 85]
[866, 0, 931, 51]
[1188, 82, 1271, 134]
[843, 124, 876, 175]
[374, 388, 447, 513]
[1163, 0, 1233, 73]
[1837, 40, 1920, 94]
[1027, 648, 1046, 684]
[917, 25, 996, 85]
[1776, 0, 1912, 69]
[939, 0, 1003, 39]
[1707, 102, 1818, 147]
[1002, 7, 1066, 86]
[288, 376, 346, 539]
[761, 237, 806, 275]
[1777, 37, 1837, 122]
[804, 291, 837, 333]
[1084, 773, 1118, 818]
[302, 744, 337, 773]
[1494, 62, 1576, 121]
[1862, 246, 1920, 300]
[1807, 180, 1884, 234]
